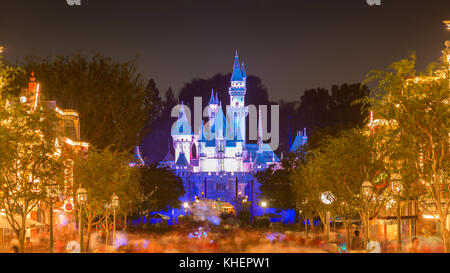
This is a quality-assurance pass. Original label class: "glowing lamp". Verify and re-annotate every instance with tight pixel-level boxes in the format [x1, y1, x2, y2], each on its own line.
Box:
[111, 194, 119, 209]
[183, 202, 189, 209]
[261, 201, 267, 208]
[444, 20, 450, 30]
[361, 181, 373, 199]
[76, 187, 88, 205]
[20, 96, 27, 103]
[321, 191, 335, 205]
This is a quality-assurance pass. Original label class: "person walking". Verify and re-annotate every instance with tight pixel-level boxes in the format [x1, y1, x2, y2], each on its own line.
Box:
[408, 237, 420, 253]
[351, 230, 363, 251]
[367, 237, 381, 253]
[66, 234, 81, 253]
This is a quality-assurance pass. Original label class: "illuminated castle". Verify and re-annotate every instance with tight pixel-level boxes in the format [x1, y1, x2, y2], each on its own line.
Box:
[159, 53, 307, 218]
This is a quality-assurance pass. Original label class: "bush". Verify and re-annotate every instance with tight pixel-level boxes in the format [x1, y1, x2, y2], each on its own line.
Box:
[238, 211, 251, 225]
[254, 216, 270, 228]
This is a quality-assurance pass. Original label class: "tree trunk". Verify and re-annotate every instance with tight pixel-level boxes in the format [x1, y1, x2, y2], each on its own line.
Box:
[85, 221, 92, 253]
[343, 219, 351, 251]
[440, 214, 450, 253]
[20, 216, 27, 253]
[105, 216, 109, 247]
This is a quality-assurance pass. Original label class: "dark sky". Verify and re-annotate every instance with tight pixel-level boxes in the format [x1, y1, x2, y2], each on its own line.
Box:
[1, 0, 449, 101]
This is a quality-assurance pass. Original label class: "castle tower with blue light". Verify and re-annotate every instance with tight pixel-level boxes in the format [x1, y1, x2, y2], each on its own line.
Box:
[158, 52, 306, 221]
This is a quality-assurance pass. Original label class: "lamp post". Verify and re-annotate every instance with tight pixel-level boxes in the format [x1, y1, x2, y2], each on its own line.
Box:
[321, 191, 335, 242]
[111, 194, 119, 246]
[361, 181, 373, 249]
[46, 183, 58, 253]
[76, 187, 87, 252]
[391, 176, 403, 253]
[183, 202, 189, 214]
[261, 201, 267, 216]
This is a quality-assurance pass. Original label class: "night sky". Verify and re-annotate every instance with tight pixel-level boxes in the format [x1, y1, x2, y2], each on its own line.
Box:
[1, 0, 449, 101]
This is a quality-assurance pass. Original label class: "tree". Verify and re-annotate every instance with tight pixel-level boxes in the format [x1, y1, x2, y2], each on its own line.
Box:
[295, 84, 370, 150]
[72, 148, 140, 250]
[255, 152, 299, 223]
[291, 150, 328, 236]
[138, 164, 185, 217]
[18, 54, 161, 152]
[308, 129, 389, 248]
[178, 74, 270, 112]
[144, 79, 163, 129]
[0, 88, 63, 252]
[364, 55, 450, 252]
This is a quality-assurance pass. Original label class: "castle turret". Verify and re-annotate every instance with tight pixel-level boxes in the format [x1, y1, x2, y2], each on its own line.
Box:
[172, 102, 193, 164]
[208, 88, 219, 121]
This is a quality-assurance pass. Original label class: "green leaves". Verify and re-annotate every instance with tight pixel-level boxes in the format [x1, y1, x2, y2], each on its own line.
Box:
[138, 164, 185, 212]
[21, 54, 162, 152]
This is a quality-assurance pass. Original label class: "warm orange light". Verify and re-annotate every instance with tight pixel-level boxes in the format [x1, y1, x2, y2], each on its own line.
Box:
[65, 138, 89, 148]
[55, 107, 79, 117]
[444, 20, 450, 30]
[34, 83, 40, 109]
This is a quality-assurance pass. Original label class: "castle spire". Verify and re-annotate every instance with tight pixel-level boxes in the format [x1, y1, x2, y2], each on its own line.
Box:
[231, 51, 244, 82]
[241, 61, 246, 79]
[215, 92, 219, 105]
[209, 89, 215, 105]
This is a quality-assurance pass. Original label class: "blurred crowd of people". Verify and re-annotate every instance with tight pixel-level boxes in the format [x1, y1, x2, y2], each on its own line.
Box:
[4, 223, 445, 253]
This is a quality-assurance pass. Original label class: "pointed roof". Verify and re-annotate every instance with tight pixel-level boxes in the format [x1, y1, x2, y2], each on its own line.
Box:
[254, 152, 267, 166]
[290, 128, 308, 152]
[209, 89, 216, 105]
[163, 139, 175, 161]
[171, 102, 192, 136]
[215, 92, 219, 105]
[231, 51, 244, 82]
[241, 61, 246, 79]
[175, 152, 189, 166]
[213, 103, 227, 138]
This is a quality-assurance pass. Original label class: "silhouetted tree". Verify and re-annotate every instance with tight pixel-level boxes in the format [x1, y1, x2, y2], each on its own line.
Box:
[138, 164, 185, 214]
[19, 54, 160, 153]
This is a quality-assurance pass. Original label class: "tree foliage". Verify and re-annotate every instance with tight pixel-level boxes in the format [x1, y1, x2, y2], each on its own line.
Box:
[72, 148, 140, 248]
[138, 164, 185, 215]
[0, 60, 63, 251]
[18, 54, 162, 152]
[363, 55, 450, 251]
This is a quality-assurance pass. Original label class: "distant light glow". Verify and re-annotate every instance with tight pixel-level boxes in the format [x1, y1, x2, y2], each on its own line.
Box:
[65, 138, 89, 148]
[423, 214, 439, 219]
[55, 107, 79, 117]
[34, 83, 40, 109]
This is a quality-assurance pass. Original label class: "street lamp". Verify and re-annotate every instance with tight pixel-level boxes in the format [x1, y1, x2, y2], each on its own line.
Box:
[321, 191, 335, 242]
[46, 183, 58, 253]
[391, 175, 403, 252]
[76, 187, 87, 252]
[183, 202, 189, 214]
[361, 181, 373, 248]
[261, 201, 267, 216]
[111, 194, 119, 246]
